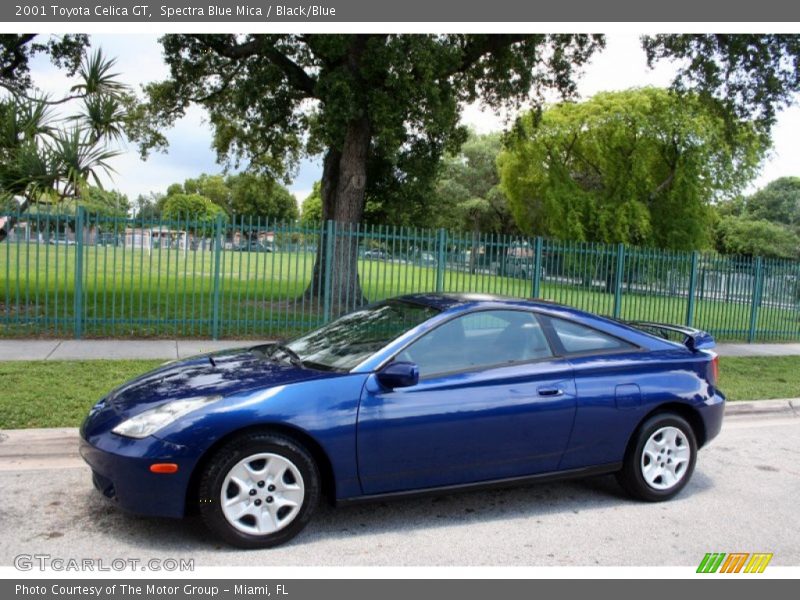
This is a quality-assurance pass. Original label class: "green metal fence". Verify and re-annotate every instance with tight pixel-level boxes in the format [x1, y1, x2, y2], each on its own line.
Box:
[1, 208, 799, 341]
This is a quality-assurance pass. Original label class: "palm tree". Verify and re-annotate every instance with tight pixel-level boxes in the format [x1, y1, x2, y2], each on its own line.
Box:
[0, 49, 127, 242]
[50, 125, 120, 200]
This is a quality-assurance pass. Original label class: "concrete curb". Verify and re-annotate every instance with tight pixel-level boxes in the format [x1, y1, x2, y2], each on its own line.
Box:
[724, 398, 799, 418]
[0, 427, 82, 471]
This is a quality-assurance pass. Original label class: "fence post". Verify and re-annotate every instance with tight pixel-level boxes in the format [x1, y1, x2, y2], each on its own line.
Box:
[73, 207, 85, 339]
[747, 256, 764, 343]
[435, 228, 446, 292]
[612, 243, 625, 319]
[323, 220, 335, 323]
[531, 236, 543, 298]
[211, 213, 223, 340]
[685, 251, 699, 327]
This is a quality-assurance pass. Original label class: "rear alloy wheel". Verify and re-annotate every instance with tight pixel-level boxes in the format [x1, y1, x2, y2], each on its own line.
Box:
[199, 433, 320, 548]
[616, 413, 697, 502]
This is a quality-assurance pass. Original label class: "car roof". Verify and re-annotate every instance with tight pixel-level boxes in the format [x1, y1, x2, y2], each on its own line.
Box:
[396, 292, 573, 314]
[394, 292, 681, 347]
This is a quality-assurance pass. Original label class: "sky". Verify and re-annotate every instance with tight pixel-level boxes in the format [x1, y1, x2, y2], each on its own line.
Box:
[27, 33, 800, 208]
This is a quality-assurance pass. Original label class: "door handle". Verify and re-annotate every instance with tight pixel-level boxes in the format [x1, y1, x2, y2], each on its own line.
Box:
[537, 386, 564, 397]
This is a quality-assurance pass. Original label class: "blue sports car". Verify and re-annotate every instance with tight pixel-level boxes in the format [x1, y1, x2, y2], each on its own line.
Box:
[80, 293, 725, 548]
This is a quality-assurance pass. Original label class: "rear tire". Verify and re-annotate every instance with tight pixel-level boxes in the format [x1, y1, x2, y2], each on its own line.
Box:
[198, 432, 320, 548]
[616, 412, 697, 502]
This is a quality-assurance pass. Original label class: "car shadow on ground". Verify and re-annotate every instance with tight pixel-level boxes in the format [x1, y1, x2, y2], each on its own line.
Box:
[72, 470, 716, 554]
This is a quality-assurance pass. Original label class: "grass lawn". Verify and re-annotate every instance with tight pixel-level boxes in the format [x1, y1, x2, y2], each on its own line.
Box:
[720, 356, 800, 402]
[0, 359, 162, 429]
[0, 356, 796, 429]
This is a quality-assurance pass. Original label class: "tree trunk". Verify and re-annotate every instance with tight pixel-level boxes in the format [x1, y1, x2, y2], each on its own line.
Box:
[304, 116, 371, 317]
[469, 226, 479, 274]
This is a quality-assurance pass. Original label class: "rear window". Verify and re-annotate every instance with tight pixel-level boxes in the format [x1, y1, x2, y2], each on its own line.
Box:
[622, 322, 686, 345]
[549, 317, 634, 354]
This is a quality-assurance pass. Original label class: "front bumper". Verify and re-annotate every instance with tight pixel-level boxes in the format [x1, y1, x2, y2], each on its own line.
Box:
[79, 433, 198, 518]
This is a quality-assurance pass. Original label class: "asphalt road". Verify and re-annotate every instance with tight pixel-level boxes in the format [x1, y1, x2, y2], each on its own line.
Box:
[0, 414, 798, 567]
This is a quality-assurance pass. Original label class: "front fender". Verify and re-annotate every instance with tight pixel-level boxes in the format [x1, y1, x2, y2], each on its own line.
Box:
[155, 373, 369, 500]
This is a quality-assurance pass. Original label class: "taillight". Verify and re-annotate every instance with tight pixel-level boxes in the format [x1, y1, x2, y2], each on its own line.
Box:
[710, 355, 719, 387]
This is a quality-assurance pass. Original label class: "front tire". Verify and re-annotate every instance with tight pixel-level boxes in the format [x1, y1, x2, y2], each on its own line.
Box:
[198, 432, 320, 548]
[616, 412, 697, 502]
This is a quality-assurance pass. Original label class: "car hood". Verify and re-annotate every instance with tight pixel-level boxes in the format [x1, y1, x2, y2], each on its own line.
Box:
[105, 345, 332, 415]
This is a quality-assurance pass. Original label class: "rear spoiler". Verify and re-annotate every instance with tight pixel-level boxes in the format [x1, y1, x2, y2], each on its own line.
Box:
[625, 321, 716, 352]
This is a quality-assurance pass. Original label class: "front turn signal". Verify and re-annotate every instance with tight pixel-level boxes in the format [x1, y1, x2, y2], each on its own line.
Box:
[149, 463, 179, 474]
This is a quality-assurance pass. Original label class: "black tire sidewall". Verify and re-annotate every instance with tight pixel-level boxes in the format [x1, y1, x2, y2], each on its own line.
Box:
[198, 433, 320, 549]
[620, 413, 697, 502]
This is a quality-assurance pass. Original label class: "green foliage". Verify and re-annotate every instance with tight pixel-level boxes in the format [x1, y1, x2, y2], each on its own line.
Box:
[359, 132, 518, 232]
[300, 182, 322, 224]
[226, 172, 297, 221]
[80, 186, 129, 217]
[735, 177, 800, 231]
[182, 173, 230, 208]
[433, 132, 517, 234]
[3, 185, 128, 218]
[499, 88, 767, 250]
[165, 172, 297, 221]
[131, 192, 163, 220]
[0, 34, 89, 93]
[643, 35, 800, 133]
[0, 48, 127, 230]
[47, 124, 120, 197]
[165, 183, 183, 197]
[713, 177, 800, 259]
[161, 192, 225, 225]
[714, 215, 800, 260]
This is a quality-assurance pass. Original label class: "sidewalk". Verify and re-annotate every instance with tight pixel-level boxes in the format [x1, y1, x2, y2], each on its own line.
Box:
[1, 339, 799, 361]
[0, 339, 259, 361]
[711, 342, 800, 357]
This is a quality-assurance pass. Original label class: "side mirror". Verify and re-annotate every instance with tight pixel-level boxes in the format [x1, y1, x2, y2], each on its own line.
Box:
[376, 361, 419, 389]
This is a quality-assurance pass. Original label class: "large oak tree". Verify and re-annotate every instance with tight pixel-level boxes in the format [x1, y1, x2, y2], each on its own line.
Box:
[127, 34, 604, 309]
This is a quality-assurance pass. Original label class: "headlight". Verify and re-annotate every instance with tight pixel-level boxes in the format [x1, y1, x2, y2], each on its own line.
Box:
[112, 396, 222, 439]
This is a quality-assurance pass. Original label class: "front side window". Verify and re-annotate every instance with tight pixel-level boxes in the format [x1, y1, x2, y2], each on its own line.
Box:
[397, 310, 552, 378]
[548, 317, 634, 354]
[285, 300, 439, 371]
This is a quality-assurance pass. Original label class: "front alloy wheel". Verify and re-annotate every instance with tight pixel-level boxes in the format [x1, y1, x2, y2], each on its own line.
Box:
[199, 433, 320, 548]
[221, 453, 305, 535]
[617, 412, 697, 502]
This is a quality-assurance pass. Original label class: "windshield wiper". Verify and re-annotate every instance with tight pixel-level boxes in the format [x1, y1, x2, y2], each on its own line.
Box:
[271, 344, 305, 368]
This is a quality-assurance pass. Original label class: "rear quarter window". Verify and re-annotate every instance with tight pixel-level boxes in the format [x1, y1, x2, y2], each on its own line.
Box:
[549, 317, 634, 354]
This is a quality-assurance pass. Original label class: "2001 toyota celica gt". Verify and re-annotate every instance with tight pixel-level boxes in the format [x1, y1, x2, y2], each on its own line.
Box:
[81, 293, 725, 548]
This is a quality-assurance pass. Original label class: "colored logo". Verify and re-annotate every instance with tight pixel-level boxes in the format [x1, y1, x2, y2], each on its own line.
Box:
[697, 552, 773, 573]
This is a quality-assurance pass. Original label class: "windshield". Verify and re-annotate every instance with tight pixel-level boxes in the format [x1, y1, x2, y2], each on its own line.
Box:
[284, 300, 440, 371]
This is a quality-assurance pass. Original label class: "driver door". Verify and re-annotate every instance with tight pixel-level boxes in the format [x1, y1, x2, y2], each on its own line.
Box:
[356, 310, 577, 495]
